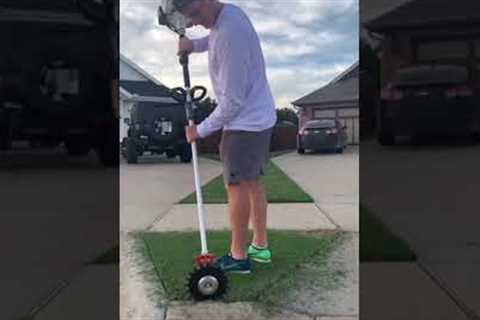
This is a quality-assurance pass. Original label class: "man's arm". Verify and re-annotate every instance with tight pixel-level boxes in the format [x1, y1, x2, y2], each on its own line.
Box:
[191, 36, 209, 53]
[178, 36, 208, 55]
[196, 31, 249, 138]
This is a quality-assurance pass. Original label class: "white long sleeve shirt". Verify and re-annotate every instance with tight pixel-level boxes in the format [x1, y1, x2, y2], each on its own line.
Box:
[191, 3, 277, 138]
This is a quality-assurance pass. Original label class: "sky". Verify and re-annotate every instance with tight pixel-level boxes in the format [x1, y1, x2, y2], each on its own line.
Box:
[120, 0, 359, 109]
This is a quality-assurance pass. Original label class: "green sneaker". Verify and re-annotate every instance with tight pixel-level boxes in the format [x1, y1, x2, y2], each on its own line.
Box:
[214, 254, 251, 274]
[247, 244, 272, 263]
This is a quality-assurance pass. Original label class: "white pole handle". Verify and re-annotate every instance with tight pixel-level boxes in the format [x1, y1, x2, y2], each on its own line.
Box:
[188, 121, 208, 255]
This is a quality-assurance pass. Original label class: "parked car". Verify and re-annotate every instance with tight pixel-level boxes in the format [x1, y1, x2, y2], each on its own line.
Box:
[297, 119, 348, 154]
[122, 101, 191, 164]
[377, 64, 480, 145]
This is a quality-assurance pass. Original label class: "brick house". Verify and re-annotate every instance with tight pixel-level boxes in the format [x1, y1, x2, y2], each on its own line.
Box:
[362, 0, 480, 135]
[292, 62, 359, 145]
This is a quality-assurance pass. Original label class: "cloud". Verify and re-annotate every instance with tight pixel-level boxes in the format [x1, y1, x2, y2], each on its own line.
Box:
[120, 0, 358, 109]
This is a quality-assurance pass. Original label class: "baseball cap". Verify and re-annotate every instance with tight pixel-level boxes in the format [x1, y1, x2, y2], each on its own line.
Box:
[172, 0, 200, 11]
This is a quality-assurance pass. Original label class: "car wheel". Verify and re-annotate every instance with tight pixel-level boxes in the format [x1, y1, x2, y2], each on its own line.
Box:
[297, 148, 305, 154]
[0, 135, 12, 151]
[377, 116, 395, 145]
[378, 130, 394, 146]
[179, 144, 192, 163]
[335, 147, 344, 154]
[126, 138, 138, 164]
[96, 124, 119, 167]
[166, 149, 176, 158]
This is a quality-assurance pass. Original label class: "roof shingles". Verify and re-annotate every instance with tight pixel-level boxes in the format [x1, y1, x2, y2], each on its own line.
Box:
[293, 64, 359, 107]
[366, 0, 480, 32]
[120, 80, 171, 98]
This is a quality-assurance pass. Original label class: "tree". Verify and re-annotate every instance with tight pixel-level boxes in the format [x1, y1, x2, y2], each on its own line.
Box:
[276, 108, 298, 127]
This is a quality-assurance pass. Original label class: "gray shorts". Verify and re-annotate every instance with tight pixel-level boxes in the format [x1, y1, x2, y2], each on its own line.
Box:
[219, 128, 273, 185]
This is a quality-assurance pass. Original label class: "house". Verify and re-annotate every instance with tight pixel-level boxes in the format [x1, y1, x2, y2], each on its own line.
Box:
[364, 0, 480, 87]
[360, 0, 414, 136]
[119, 53, 177, 141]
[361, 0, 480, 137]
[360, 0, 413, 51]
[292, 62, 359, 144]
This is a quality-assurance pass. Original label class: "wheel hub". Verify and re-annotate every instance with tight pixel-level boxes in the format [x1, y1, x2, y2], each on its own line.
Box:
[197, 275, 219, 296]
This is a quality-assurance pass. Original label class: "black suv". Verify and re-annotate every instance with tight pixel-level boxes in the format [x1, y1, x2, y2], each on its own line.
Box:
[123, 100, 192, 163]
[0, 0, 118, 166]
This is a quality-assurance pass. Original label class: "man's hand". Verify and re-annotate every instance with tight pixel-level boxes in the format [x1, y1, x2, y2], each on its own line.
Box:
[178, 37, 194, 56]
[185, 125, 200, 143]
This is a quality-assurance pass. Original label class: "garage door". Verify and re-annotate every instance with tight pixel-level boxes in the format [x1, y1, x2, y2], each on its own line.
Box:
[313, 108, 359, 145]
[337, 117, 359, 144]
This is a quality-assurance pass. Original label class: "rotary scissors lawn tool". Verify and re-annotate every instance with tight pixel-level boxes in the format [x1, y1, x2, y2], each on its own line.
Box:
[157, 0, 228, 301]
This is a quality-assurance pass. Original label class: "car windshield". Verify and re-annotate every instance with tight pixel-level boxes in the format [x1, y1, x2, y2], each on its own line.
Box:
[305, 120, 336, 129]
[392, 65, 468, 86]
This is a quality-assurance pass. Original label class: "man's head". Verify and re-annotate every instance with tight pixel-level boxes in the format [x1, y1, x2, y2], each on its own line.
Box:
[173, 0, 222, 29]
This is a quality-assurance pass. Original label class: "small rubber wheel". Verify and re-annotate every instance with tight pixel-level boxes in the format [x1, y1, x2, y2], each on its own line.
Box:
[187, 266, 228, 301]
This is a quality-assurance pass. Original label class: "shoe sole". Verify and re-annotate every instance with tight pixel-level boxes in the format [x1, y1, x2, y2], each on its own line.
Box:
[227, 269, 252, 274]
[250, 257, 271, 264]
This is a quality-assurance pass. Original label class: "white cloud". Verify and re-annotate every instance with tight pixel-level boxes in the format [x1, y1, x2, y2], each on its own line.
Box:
[267, 63, 351, 108]
[120, 0, 358, 110]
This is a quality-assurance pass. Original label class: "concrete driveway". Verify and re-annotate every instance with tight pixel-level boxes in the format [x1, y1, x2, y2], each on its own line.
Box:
[120, 155, 222, 231]
[0, 149, 117, 319]
[361, 138, 480, 318]
[273, 146, 359, 231]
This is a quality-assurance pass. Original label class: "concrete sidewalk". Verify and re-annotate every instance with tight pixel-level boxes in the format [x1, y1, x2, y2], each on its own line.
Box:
[150, 203, 337, 231]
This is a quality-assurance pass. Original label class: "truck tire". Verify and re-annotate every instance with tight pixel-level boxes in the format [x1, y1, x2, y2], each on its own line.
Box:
[0, 135, 12, 151]
[65, 137, 90, 156]
[179, 144, 192, 163]
[126, 138, 138, 164]
[97, 125, 120, 167]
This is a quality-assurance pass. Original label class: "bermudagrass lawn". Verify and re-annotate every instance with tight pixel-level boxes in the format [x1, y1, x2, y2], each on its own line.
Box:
[360, 205, 416, 261]
[179, 161, 313, 204]
[139, 230, 337, 305]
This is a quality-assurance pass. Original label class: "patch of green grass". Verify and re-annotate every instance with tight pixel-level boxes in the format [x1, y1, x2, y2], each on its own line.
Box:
[179, 161, 313, 204]
[360, 205, 416, 262]
[139, 230, 337, 307]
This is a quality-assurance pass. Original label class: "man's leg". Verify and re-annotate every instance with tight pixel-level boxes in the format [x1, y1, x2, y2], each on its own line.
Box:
[248, 180, 268, 248]
[227, 181, 251, 260]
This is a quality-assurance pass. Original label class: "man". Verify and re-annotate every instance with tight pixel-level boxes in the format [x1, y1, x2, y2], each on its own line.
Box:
[174, 0, 276, 274]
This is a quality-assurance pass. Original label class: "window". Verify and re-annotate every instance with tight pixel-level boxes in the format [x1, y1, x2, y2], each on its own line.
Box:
[40, 64, 79, 102]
